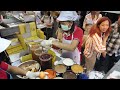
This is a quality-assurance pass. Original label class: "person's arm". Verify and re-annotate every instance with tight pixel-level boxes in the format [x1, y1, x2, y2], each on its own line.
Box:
[50, 16, 54, 24]
[7, 64, 27, 76]
[40, 15, 44, 23]
[56, 28, 63, 42]
[0, 61, 40, 79]
[82, 17, 87, 30]
[84, 37, 93, 58]
[52, 39, 79, 51]
[7, 64, 42, 79]
[82, 35, 88, 47]
[101, 42, 107, 57]
[101, 34, 109, 57]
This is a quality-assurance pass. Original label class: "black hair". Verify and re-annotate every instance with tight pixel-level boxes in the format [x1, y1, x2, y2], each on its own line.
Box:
[58, 21, 75, 34]
[45, 11, 50, 16]
[0, 52, 11, 64]
[44, 11, 50, 16]
[70, 21, 75, 34]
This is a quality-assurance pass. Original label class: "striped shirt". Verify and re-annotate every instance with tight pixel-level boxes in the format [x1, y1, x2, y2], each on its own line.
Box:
[84, 33, 106, 58]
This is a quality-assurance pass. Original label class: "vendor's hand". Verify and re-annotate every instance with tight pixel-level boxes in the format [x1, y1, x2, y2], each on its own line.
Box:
[26, 71, 40, 79]
[49, 37, 59, 42]
[103, 33, 110, 41]
[41, 40, 52, 46]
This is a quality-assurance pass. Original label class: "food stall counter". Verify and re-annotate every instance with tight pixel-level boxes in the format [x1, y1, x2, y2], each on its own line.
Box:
[103, 59, 120, 79]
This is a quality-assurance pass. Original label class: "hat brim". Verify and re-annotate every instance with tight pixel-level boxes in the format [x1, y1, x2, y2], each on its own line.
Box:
[57, 17, 68, 21]
[0, 38, 11, 53]
[57, 17, 75, 21]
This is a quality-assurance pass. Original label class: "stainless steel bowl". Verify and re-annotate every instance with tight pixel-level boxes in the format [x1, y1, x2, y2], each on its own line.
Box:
[17, 60, 41, 79]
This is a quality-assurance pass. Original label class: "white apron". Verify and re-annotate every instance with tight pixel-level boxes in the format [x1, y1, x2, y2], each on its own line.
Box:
[61, 33, 81, 65]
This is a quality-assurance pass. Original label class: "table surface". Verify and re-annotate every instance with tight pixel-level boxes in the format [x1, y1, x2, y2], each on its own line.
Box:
[103, 59, 120, 79]
[11, 49, 62, 79]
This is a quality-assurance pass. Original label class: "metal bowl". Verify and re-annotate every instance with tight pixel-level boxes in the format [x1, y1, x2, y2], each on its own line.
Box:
[17, 60, 41, 79]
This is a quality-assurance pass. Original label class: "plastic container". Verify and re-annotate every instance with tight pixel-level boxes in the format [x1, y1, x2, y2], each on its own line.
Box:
[30, 44, 40, 60]
[39, 53, 52, 71]
[48, 49, 56, 68]
[34, 48, 43, 61]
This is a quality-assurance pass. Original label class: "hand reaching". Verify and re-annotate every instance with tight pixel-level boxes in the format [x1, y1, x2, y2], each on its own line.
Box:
[26, 71, 40, 79]
[41, 40, 53, 46]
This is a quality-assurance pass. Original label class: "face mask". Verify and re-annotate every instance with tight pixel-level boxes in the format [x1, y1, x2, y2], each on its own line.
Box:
[61, 24, 71, 31]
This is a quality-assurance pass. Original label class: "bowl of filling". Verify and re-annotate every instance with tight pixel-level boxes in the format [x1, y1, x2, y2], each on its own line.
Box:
[54, 64, 67, 74]
[71, 64, 83, 74]
[45, 69, 56, 79]
[63, 71, 77, 79]
[17, 60, 41, 79]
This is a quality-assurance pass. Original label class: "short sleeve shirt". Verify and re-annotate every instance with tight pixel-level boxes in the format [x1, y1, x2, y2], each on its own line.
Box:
[0, 61, 9, 79]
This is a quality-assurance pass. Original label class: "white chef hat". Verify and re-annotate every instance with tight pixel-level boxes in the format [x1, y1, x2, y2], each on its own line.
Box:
[57, 11, 79, 21]
[0, 37, 11, 53]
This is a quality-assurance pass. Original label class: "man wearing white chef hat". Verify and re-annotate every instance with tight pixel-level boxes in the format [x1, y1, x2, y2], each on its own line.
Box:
[0, 37, 44, 79]
[41, 11, 83, 65]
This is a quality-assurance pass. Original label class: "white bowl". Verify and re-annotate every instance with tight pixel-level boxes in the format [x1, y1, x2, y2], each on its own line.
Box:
[63, 58, 75, 66]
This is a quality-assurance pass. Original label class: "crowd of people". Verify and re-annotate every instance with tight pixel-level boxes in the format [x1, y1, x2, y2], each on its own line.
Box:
[40, 11, 120, 74]
[38, 11, 120, 74]
[0, 11, 120, 79]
